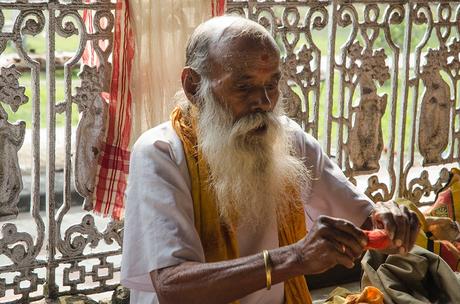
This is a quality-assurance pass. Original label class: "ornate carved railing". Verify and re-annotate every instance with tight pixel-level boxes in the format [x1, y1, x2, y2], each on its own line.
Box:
[0, 1, 121, 303]
[0, 0, 459, 302]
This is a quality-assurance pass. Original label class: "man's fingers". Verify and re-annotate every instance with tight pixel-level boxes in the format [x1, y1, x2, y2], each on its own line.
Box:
[402, 206, 414, 253]
[324, 239, 356, 268]
[324, 229, 364, 259]
[325, 240, 355, 269]
[373, 211, 397, 241]
[408, 210, 420, 251]
[399, 208, 419, 254]
[333, 246, 356, 269]
[319, 216, 367, 248]
[392, 205, 409, 252]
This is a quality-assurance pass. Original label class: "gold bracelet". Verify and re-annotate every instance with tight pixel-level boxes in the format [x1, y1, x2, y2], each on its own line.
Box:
[263, 250, 272, 290]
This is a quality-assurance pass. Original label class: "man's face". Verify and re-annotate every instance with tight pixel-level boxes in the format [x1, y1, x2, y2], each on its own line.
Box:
[207, 35, 281, 124]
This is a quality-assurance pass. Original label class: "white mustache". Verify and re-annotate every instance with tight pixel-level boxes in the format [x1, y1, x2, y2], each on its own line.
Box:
[230, 111, 280, 138]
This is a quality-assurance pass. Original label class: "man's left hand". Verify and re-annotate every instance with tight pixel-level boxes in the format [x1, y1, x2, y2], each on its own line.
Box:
[371, 201, 420, 254]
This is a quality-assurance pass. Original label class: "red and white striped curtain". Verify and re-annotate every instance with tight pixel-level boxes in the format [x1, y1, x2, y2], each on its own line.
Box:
[84, 0, 227, 220]
[82, 0, 134, 219]
[211, 0, 226, 16]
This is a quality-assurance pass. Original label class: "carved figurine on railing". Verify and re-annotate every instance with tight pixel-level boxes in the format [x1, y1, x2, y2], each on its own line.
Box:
[347, 43, 390, 173]
[419, 48, 451, 165]
[0, 108, 25, 220]
[280, 75, 302, 125]
[281, 46, 315, 127]
[73, 65, 108, 211]
[0, 65, 27, 220]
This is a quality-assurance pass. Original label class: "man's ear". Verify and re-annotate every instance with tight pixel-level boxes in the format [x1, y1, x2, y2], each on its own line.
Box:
[181, 67, 201, 105]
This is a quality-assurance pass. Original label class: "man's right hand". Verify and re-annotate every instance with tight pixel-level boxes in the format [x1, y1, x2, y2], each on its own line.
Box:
[293, 215, 368, 275]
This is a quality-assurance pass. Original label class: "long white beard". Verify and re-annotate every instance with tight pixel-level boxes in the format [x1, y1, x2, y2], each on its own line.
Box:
[195, 79, 309, 228]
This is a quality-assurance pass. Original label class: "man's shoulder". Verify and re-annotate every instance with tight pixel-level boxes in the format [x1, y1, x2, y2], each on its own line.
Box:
[134, 121, 177, 147]
[132, 121, 183, 160]
[279, 116, 320, 148]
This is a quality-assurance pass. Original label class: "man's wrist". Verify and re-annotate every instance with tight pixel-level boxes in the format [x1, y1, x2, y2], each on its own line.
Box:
[286, 242, 308, 275]
[266, 243, 308, 281]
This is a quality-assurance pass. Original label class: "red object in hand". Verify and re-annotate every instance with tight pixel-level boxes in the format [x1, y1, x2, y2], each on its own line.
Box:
[364, 229, 391, 250]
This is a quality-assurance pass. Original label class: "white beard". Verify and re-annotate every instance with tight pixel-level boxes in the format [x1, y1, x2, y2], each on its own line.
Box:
[193, 79, 309, 229]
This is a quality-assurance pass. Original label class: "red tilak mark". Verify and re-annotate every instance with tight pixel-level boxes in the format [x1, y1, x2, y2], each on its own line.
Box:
[364, 229, 391, 250]
[261, 54, 269, 61]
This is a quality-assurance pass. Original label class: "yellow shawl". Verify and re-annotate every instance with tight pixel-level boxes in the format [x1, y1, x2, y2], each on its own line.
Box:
[171, 106, 312, 304]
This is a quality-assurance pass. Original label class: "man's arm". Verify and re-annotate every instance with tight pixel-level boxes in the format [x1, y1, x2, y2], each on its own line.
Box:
[151, 216, 368, 304]
[296, 129, 419, 255]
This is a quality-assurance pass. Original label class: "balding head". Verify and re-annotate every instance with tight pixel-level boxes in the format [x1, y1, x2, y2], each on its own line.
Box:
[185, 15, 278, 77]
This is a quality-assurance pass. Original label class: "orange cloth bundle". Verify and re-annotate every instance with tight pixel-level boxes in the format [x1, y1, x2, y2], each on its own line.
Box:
[364, 229, 391, 250]
[345, 286, 384, 304]
[325, 286, 384, 304]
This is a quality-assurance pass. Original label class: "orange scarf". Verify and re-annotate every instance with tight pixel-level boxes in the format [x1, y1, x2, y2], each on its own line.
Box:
[171, 106, 312, 304]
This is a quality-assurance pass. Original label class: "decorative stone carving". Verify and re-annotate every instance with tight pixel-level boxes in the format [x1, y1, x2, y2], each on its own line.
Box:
[92, 261, 114, 282]
[111, 285, 130, 304]
[281, 46, 315, 126]
[98, 286, 130, 304]
[0, 2, 118, 301]
[347, 43, 390, 172]
[102, 219, 123, 247]
[63, 264, 86, 286]
[59, 214, 123, 258]
[0, 115, 25, 219]
[419, 48, 451, 164]
[0, 223, 35, 266]
[365, 176, 391, 203]
[406, 168, 450, 203]
[61, 214, 100, 257]
[73, 65, 108, 211]
[0, 65, 27, 219]
[14, 271, 38, 295]
[0, 66, 28, 111]
[57, 295, 98, 304]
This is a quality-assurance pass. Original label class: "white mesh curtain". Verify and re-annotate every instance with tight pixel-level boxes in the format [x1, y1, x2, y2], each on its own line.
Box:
[129, 0, 217, 145]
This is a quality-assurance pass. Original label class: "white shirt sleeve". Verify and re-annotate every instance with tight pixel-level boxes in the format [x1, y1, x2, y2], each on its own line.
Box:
[121, 123, 205, 292]
[283, 117, 375, 228]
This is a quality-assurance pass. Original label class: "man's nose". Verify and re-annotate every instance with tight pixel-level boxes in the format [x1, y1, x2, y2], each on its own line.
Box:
[250, 87, 272, 112]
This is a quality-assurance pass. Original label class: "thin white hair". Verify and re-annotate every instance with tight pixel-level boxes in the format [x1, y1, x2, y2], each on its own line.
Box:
[185, 15, 277, 77]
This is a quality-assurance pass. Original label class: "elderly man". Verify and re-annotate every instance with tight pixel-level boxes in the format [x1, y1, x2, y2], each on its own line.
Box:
[121, 16, 419, 304]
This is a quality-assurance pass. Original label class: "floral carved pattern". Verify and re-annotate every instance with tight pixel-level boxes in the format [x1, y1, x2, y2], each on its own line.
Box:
[406, 168, 451, 203]
[0, 224, 35, 266]
[58, 214, 123, 258]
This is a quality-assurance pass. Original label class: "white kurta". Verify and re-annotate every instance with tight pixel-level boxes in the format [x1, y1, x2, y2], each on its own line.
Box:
[121, 117, 375, 304]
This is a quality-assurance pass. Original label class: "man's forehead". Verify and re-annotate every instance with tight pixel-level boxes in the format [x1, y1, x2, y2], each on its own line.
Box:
[210, 35, 280, 74]
[214, 30, 278, 56]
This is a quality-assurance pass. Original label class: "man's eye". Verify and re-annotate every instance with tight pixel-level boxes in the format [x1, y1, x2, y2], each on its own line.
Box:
[236, 84, 252, 91]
